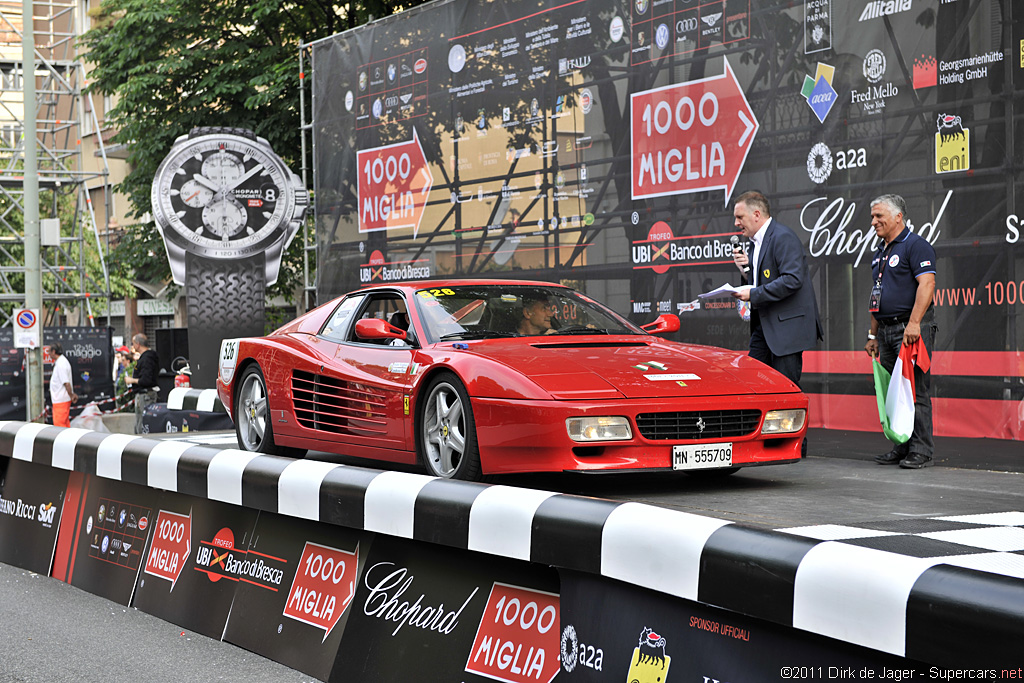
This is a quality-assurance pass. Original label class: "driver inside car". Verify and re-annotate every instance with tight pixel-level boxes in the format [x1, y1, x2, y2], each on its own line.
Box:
[518, 296, 558, 336]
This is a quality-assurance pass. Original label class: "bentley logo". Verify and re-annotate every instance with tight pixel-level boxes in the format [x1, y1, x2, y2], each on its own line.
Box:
[696, 417, 706, 433]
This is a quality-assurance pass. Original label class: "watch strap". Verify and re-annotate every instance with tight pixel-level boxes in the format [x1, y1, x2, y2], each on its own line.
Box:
[188, 126, 257, 141]
[185, 251, 266, 387]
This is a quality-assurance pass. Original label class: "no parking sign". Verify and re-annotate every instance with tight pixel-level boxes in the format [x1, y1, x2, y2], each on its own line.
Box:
[14, 308, 40, 348]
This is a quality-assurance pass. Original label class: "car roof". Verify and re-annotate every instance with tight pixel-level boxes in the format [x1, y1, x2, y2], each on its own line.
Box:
[356, 279, 568, 295]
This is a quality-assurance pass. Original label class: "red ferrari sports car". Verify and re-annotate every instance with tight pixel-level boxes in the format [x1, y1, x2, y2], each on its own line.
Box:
[217, 280, 807, 480]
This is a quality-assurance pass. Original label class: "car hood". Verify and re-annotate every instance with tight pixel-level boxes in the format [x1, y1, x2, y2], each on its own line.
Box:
[459, 336, 799, 399]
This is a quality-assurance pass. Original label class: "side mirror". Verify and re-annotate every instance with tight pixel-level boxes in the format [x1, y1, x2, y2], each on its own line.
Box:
[641, 314, 680, 334]
[354, 318, 408, 341]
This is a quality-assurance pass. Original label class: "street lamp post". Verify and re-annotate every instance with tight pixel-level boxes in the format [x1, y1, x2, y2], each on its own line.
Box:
[23, 0, 44, 422]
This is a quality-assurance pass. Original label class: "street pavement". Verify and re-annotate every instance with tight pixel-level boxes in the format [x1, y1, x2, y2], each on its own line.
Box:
[0, 562, 316, 683]
[1, 427, 1020, 681]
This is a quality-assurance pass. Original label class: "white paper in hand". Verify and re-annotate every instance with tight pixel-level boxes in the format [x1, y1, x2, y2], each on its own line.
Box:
[698, 283, 742, 298]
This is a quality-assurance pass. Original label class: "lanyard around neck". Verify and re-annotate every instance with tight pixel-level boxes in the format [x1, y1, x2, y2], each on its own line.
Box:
[876, 239, 897, 285]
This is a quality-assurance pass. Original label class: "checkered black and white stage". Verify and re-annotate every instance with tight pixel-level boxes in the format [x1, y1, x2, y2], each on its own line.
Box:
[1, 420, 1021, 666]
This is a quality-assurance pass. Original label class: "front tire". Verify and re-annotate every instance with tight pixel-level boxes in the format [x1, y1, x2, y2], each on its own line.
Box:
[235, 365, 305, 458]
[419, 372, 482, 481]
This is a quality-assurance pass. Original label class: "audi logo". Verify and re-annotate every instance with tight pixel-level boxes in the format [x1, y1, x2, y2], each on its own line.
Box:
[385, 96, 399, 107]
[676, 17, 698, 32]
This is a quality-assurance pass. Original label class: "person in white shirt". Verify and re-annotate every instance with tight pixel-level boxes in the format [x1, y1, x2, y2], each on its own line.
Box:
[49, 341, 78, 427]
[731, 191, 823, 458]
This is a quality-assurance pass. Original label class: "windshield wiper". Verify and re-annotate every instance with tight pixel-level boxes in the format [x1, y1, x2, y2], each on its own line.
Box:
[438, 329, 518, 341]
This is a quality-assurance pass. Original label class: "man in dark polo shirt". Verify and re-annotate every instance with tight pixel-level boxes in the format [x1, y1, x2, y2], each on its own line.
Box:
[126, 333, 160, 434]
[864, 194, 937, 469]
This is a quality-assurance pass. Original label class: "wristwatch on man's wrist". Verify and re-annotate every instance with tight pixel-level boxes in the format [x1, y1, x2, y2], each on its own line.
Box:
[867, 331, 876, 340]
[151, 126, 309, 382]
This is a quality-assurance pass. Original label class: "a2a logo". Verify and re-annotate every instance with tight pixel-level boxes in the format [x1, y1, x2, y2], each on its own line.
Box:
[832, 147, 866, 169]
[807, 143, 867, 184]
[560, 624, 604, 672]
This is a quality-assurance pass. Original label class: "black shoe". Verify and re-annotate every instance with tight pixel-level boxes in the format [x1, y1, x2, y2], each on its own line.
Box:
[874, 450, 903, 465]
[900, 453, 933, 469]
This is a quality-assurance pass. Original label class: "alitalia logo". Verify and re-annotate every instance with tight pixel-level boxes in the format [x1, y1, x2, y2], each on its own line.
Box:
[859, 0, 911, 21]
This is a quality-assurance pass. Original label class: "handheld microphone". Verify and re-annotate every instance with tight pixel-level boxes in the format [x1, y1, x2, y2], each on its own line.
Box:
[730, 235, 751, 278]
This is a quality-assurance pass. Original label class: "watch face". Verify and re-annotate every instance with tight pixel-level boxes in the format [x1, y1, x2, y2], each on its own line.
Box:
[152, 133, 297, 259]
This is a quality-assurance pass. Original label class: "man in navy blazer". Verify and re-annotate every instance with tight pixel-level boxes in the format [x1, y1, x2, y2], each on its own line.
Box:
[731, 190, 823, 406]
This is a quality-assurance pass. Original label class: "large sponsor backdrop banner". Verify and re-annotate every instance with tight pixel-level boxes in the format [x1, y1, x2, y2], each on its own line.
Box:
[132, 494, 260, 640]
[330, 536, 560, 683]
[311, 0, 1024, 440]
[224, 511, 560, 682]
[0, 459, 68, 575]
[54, 474, 155, 605]
[17, 460, 562, 683]
[557, 569, 929, 681]
[0, 327, 114, 422]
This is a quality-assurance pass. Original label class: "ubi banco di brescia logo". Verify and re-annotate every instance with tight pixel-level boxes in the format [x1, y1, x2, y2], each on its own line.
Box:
[631, 222, 738, 274]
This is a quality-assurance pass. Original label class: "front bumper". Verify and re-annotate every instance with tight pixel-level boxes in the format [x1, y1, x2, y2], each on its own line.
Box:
[471, 393, 807, 474]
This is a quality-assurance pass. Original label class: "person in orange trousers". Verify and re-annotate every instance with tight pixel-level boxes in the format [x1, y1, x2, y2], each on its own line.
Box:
[49, 341, 78, 427]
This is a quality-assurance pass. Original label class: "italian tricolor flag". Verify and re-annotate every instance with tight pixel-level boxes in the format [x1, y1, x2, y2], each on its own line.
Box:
[873, 338, 930, 444]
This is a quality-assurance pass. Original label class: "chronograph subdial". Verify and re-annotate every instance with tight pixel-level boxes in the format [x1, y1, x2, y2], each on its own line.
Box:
[201, 150, 245, 186]
[179, 179, 214, 208]
[202, 197, 248, 238]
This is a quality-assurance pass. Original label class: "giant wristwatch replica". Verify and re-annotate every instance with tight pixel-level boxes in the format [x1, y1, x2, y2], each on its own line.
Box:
[151, 127, 309, 386]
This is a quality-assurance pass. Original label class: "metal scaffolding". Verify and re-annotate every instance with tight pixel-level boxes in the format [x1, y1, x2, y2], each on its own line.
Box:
[0, 0, 111, 326]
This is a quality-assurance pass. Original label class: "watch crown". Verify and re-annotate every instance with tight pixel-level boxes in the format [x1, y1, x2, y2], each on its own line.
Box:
[293, 187, 310, 219]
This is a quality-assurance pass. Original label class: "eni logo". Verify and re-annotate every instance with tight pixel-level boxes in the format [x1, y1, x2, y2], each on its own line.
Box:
[935, 113, 969, 174]
[625, 627, 671, 683]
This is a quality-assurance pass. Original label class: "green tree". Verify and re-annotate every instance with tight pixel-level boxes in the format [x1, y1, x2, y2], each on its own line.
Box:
[80, 0, 426, 300]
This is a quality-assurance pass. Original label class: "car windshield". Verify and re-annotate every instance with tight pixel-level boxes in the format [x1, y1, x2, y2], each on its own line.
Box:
[413, 284, 642, 343]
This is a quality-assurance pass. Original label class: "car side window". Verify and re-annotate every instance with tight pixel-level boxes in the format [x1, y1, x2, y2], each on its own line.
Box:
[320, 295, 364, 342]
[349, 295, 414, 346]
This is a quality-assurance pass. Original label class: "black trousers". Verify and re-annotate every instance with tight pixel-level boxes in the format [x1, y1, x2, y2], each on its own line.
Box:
[749, 315, 804, 386]
[749, 314, 807, 456]
[877, 312, 936, 458]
